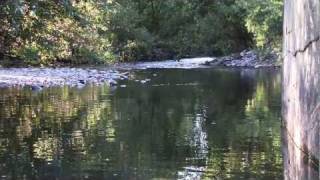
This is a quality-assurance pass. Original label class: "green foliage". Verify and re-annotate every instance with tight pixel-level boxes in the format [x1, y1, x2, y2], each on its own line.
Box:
[110, 0, 251, 60]
[0, 0, 114, 65]
[237, 0, 283, 54]
[0, 0, 283, 65]
[13, 42, 40, 65]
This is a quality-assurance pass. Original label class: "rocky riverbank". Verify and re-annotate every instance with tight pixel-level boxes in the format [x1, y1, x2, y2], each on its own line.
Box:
[203, 50, 281, 68]
[0, 50, 280, 89]
[112, 50, 280, 70]
[0, 68, 129, 89]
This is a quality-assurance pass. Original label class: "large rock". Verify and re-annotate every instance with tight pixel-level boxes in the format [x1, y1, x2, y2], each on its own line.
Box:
[283, 0, 320, 179]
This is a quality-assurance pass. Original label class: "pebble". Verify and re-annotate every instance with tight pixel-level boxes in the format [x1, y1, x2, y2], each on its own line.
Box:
[108, 80, 118, 86]
[141, 79, 152, 84]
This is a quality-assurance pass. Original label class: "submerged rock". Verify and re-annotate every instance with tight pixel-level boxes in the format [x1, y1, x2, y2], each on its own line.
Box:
[31, 85, 43, 91]
[108, 79, 118, 86]
[140, 80, 147, 84]
[78, 80, 85, 84]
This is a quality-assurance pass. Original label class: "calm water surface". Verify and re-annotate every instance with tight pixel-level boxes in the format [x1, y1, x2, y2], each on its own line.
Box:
[0, 68, 282, 179]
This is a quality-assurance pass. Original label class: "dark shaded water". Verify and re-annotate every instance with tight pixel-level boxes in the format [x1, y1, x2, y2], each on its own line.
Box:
[0, 68, 282, 179]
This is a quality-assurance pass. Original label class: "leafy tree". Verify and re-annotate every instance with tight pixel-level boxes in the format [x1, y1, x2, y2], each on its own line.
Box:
[0, 0, 283, 65]
[237, 0, 283, 54]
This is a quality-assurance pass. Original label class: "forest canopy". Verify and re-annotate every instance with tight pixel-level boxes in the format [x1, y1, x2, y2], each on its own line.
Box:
[0, 0, 283, 65]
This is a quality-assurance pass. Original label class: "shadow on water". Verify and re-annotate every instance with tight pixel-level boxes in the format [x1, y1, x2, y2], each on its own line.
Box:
[0, 68, 311, 179]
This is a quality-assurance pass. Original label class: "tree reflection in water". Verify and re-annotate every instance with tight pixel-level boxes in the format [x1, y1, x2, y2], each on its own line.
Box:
[0, 68, 308, 179]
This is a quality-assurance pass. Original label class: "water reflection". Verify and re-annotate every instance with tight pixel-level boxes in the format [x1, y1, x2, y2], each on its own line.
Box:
[0, 68, 283, 179]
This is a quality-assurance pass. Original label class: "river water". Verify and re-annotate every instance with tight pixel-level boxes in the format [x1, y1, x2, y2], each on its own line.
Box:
[0, 68, 283, 179]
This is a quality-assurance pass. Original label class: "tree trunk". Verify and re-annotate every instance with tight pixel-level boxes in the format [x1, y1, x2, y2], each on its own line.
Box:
[283, 0, 320, 179]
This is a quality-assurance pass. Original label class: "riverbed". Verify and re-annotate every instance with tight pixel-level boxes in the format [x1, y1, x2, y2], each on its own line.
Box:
[0, 65, 283, 179]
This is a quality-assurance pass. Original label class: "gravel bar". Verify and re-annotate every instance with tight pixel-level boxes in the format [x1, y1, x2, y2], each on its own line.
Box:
[0, 68, 129, 89]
